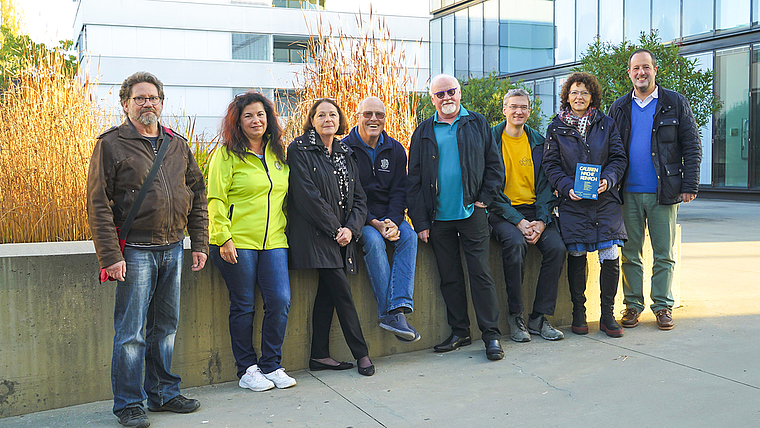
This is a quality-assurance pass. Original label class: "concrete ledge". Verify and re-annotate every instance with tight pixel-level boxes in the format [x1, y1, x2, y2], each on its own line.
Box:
[0, 228, 678, 417]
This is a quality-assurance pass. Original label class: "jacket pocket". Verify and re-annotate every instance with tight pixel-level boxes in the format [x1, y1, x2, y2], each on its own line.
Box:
[657, 117, 679, 143]
[662, 162, 683, 200]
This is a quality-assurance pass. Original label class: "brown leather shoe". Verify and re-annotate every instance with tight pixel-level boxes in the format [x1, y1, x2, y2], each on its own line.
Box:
[621, 308, 640, 328]
[655, 308, 674, 330]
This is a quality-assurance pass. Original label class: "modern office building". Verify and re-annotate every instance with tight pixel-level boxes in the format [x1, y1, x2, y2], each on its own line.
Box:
[429, 0, 760, 197]
[72, 0, 430, 135]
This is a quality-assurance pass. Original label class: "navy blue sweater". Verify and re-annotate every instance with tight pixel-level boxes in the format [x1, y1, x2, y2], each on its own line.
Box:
[343, 127, 408, 227]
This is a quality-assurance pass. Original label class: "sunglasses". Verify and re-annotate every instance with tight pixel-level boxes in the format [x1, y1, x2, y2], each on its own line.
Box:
[433, 88, 458, 99]
[360, 111, 386, 119]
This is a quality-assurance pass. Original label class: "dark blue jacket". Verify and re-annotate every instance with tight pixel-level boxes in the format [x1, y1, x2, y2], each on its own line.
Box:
[406, 109, 504, 232]
[343, 127, 408, 227]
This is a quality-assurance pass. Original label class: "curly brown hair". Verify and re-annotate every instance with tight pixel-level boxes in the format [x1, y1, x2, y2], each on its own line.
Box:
[220, 91, 285, 164]
[560, 72, 602, 111]
[302, 98, 348, 136]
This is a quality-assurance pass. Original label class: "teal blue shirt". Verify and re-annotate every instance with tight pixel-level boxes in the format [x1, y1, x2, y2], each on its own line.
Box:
[434, 107, 474, 221]
[359, 133, 384, 164]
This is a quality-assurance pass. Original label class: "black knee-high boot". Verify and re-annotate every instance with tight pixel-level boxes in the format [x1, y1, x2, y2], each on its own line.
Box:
[567, 254, 588, 335]
[600, 258, 623, 337]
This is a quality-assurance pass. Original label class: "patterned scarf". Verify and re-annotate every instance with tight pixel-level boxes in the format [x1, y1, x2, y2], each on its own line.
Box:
[309, 128, 349, 209]
[558, 107, 597, 141]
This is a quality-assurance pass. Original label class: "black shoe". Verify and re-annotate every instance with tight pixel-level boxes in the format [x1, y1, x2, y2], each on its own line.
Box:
[148, 395, 200, 414]
[485, 339, 504, 361]
[357, 362, 375, 376]
[433, 333, 472, 352]
[309, 359, 354, 371]
[117, 406, 150, 428]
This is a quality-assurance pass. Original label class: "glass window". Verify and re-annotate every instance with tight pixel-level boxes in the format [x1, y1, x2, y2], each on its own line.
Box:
[652, 1, 681, 42]
[716, 0, 750, 31]
[430, 0, 442, 13]
[555, 0, 575, 64]
[714, 46, 750, 187]
[754, 0, 759, 26]
[555, 75, 567, 115]
[499, 0, 553, 73]
[484, 0, 499, 73]
[535, 78, 554, 132]
[430, 19, 442, 76]
[272, 0, 325, 10]
[599, 0, 623, 45]
[469, 3, 484, 76]
[232, 33, 269, 61]
[750, 44, 760, 187]
[273, 36, 309, 63]
[683, 0, 714, 38]
[576, 0, 597, 58]
[455, 9, 469, 78]
[624, 0, 650, 42]
[442, 15, 454, 75]
[686, 52, 714, 186]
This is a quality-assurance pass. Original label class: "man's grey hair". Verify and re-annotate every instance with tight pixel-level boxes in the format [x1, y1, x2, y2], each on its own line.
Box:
[119, 71, 165, 106]
[503, 88, 531, 108]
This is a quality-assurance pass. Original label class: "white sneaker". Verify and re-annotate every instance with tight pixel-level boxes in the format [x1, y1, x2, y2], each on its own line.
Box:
[239, 365, 274, 392]
[262, 368, 297, 389]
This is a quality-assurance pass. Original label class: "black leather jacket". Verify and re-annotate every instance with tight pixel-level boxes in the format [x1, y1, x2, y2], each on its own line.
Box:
[608, 86, 702, 205]
[406, 109, 504, 232]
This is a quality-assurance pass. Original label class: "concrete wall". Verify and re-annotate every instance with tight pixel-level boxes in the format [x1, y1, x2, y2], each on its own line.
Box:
[0, 230, 678, 417]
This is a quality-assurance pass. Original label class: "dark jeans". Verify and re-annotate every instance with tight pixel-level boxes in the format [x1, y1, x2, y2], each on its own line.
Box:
[311, 268, 369, 360]
[488, 207, 566, 316]
[209, 246, 291, 377]
[429, 207, 501, 341]
[112, 244, 183, 414]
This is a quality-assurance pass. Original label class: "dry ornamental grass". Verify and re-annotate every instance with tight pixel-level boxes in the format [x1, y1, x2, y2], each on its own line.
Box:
[0, 49, 108, 243]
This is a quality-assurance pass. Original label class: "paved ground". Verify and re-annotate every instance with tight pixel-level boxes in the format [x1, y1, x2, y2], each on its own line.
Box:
[2, 199, 759, 427]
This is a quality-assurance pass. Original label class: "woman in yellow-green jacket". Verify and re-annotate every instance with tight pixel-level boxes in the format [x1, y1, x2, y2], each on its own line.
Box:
[207, 92, 295, 392]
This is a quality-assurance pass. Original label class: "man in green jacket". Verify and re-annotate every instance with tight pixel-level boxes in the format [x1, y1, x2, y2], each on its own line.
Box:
[489, 89, 567, 342]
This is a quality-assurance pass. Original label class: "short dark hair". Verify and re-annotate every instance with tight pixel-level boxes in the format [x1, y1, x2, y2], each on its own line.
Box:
[302, 98, 348, 136]
[629, 49, 657, 68]
[560, 72, 602, 111]
[119, 71, 164, 106]
[220, 91, 285, 164]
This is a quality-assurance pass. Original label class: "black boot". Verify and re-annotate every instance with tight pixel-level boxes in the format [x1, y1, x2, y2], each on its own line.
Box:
[567, 254, 588, 335]
[600, 258, 623, 338]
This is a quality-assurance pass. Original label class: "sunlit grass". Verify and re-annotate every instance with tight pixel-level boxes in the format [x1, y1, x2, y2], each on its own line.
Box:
[0, 48, 109, 243]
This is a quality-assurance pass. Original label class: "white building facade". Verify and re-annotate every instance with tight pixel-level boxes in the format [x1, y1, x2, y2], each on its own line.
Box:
[73, 0, 430, 135]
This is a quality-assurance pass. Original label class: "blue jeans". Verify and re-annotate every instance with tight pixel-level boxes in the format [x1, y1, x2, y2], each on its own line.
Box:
[112, 243, 183, 415]
[358, 220, 418, 318]
[210, 246, 290, 377]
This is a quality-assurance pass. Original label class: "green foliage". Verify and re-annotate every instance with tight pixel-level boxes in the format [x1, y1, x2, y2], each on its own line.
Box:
[416, 72, 542, 130]
[1, 25, 77, 92]
[575, 31, 720, 130]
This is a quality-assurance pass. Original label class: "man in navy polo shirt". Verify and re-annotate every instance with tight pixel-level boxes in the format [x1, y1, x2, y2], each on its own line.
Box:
[344, 97, 420, 342]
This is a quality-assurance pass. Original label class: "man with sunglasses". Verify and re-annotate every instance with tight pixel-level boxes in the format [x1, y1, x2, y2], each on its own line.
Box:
[87, 72, 208, 428]
[343, 96, 420, 343]
[407, 74, 506, 361]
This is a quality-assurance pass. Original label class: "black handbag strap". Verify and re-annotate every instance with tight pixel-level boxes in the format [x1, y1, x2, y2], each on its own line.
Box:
[118, 129, 172, 240]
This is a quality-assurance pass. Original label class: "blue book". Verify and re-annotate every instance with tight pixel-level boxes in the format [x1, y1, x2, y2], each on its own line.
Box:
[574, 163, 601, 200]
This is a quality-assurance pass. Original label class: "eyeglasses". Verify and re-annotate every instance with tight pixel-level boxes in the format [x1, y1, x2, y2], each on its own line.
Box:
[131, 96, 163, 106]
[360, 111, 386, 119]
[569, 90, 590, 98]
[433, 88, 458, 99]
[505, 104, 530, 111]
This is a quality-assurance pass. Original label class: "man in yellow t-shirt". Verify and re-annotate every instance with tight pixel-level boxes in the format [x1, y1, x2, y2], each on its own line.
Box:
[488, 89, 567, 343]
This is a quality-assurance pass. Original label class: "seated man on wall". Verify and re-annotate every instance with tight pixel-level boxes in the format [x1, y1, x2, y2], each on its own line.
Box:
[489, 88, 567, 342]
[343, 96, 420, 342]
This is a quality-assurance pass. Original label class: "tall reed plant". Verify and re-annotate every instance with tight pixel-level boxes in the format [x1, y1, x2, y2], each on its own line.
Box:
[285, 9, 421, 149]
[0, 48, 109, 243]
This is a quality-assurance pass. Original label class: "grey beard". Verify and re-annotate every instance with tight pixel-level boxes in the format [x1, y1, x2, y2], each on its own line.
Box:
[137, 113, 158, 126]
[441, 103, 457, 115]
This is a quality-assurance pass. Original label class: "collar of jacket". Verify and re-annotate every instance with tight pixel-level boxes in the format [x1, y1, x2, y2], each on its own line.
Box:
[295, 131, 352, 157]
[492, 121, 545, 149]
[117, 119, 175, 153]
[343, 126, 393, 155]
[420, 108, 476, 136]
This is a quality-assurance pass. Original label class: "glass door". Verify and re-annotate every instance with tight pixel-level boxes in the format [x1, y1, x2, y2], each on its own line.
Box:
[714, 46, 750, 187]
[751, 44, 760, 187]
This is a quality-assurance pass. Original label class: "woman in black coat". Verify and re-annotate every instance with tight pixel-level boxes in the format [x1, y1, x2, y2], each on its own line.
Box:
[543, 72, 628, 338]
[287, 98, 374, 376]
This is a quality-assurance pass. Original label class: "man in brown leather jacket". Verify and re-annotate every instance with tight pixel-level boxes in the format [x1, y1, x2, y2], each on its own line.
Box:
[86, 71, 208, 428]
